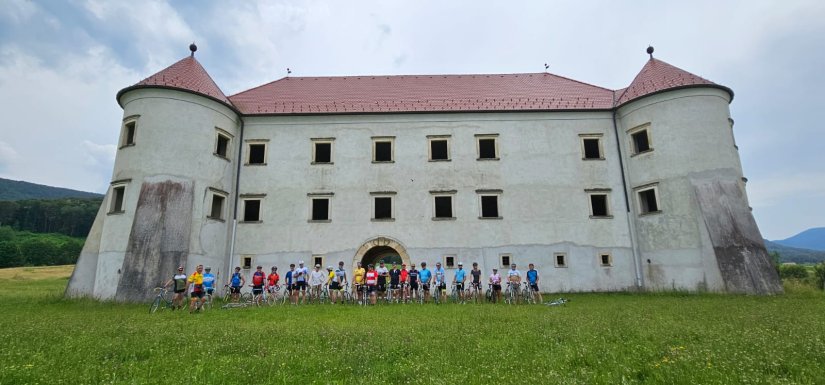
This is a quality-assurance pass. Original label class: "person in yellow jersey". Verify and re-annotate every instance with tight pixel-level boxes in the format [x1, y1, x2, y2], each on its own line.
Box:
[187, 264, 205, 313]
[353, 261, 366, 304]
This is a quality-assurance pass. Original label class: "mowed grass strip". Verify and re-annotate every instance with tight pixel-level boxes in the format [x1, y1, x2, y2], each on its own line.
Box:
[1, 266, 824, 385]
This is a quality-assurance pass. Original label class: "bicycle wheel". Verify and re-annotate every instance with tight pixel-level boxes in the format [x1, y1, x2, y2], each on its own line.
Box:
[150, 296, 161, 313]
[485, 289, 492, 303]
[240, 292, 253, 303]
[223, 289, 231, 303]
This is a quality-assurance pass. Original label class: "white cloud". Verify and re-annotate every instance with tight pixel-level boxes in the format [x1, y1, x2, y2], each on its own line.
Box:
[0, 141, 18, 172]
[82, 140, 116, 167]
[748, 173, 825, 208]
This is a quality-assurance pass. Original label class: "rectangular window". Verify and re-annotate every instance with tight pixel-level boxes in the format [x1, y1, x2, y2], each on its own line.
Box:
[629, 124, 652, 155]
[120, 116, 138, 148]
[374, 196, 393, 220]
[580, 134, 603, 160]
[434, 196, 453, 219]
[312, 138, 334, 164]
[584, 189, 612, 218]
[208, 191, 226, 220]
[109, 184, 126, 214]
[215, 130, 231, 158]
[428, 136, 450, 161]
[242, 199, 262, 222]
[242, 256, 253, 270]
[312, 198, 330, 221]
[555, 253, 567, 268]
[480, 195, 499, 218]
[600, 253, 612, 267]
[313, 255, 324, 268]
[373, 137, 395, 162]
[636, 185, 661, 215]
[500, 254, 511, 268]
[247, 142, 267, 165]
[444, 255, 456, 269]
[476, 134, 499, 160]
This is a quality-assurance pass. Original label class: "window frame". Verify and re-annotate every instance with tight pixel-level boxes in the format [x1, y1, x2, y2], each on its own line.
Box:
[107, 179, 130, 214]
[214, 128, 233, 160]
[207, 188, 228, 221]
[312, 255, 325, 269]
[585, 188, 612, 219]
[475, 134, 500, 161]
[372, 136, 395, 163]
[308, 192, 333, 222]
[245, 140, 269, 166]
[579, 133, 604, 160]
[430, 190, 456, 220]
[628, 124, 653, 156]
[635, 183, 662, 216]
[119, 115, 139, 149]
[477, 189, 503, 219]
[370, 191, 396, 221]
[500, 254, 512, 268]
[443, 255, 457, 269]
[311, 137, 335, 165]
[240, 194, 265, 223]
[554, 253, 567, 268]
[241, 255, 254, 270]
[427, 135, 451, 162]
[599, 252, 613, 267]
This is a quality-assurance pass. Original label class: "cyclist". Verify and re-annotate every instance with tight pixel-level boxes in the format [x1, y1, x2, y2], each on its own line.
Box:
[507, 263, 522, 304]
[294, 261, 309, 304]
[433, 262, 447, 303]
[419, 262, 432, 303]
[388, 263, 402, 302]
[470, 262, 482, 302]
[453, 262, 466, 304]
[267, 266, 280, 295]
[376, 261, 389, 299]
[251, 265, 266, 305]
[187, 264, 205, 312]
[407, 264, 420, 302]
[330, 261, 348, 304]
[163, 266, 188, 309]
[285, 264, 296, 304]
[489, 268, 502, 303]
[365, 264, 378, 305]
[227, 266, 245, 303]
[353, 261, 366, 304]
[399, 264, 409, 302]
[202, 266, 216, 298]
[526, 263, 542, 303]
[309, 264, 327, 303]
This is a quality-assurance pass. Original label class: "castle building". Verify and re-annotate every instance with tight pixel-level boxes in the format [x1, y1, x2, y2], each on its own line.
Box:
[66, 45, 781, 301]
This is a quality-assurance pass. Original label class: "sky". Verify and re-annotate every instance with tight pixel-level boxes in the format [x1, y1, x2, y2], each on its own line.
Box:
[0, 0, 823, 240]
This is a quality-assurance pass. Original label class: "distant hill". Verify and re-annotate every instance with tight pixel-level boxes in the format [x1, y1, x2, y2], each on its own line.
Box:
[764, 239, 825, 264]
[773, 227, 825, 251]
[0, 178, 102, 201]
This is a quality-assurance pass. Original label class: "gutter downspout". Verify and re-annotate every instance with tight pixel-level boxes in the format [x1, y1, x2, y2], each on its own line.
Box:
[228, 116, 245, 277]
[612, 94, 643, 289]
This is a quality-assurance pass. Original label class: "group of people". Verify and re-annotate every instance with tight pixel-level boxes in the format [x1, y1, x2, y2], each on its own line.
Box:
[165, 260, 543, 311]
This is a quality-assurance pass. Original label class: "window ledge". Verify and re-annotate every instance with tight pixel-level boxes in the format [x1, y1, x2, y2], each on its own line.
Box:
[582, 157, 605, 161]
[432, 217, 456, 221]
[476, 158, 500, 161]
[118, 143, 135, 150]
[600, 264, 613, 268]
[639, 210, 662, 217]
[554, 265, 568, 268]
[107, 210, 125, 216]
[206, 216, 226, 222]
[372, 161, 395, 164]
[589, 215, 614, 219]
[244, 163, 267, 166]
[213, 153, 231, 161]
[371, 218, 395, 222]
[630, 149, 654, 157]
[311, 162, 334, 165]
[308, 219, 332, 223]
[429, 159, 451, 162]
[240, 220, 263, 224]
[478, 216, 503, 220]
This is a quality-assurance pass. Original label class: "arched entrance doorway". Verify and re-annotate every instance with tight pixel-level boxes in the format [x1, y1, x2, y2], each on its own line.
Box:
[352, 236, 411, 270]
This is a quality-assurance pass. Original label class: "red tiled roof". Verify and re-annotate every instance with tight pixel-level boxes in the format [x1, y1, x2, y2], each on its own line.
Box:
[228, 73, 615, 115]
[121, 56, 231, 105]
[615, 58, 730, 105]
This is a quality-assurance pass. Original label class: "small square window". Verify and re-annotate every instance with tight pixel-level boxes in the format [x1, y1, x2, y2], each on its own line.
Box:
[434, 196, 453, 219]
[209, 194, 225, 220]
[109, 185, 126, 213]
[312, 198, 330, 221]
[637, 186, 660, 215]
[313, 255, 324, 268]
[480, 195, 500, 218]
[600, 253, 612, 267]
[120, 118, 137, 148]
[242, 256, 253, 270]
[555, 253, 567, 268]
[589, 194, 610, 217]
[444, 255, 456, 268]
[242, 199, 261, 222]
[248, 143, 267, 165]
[581, 136, 603, 159]
[215, 132, 230, 158]
[374, 197, 393, 220]
[477, 136, 498, 160]
[500, 254, 511, 268]
[630, 127, 652, 155]
[312, 142, 332, 164]
[429, 138, 450, 161]
[373, 137, 394, 162]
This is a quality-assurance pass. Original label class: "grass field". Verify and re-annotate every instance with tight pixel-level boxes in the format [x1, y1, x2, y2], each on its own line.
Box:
[1, 266, 824, 384]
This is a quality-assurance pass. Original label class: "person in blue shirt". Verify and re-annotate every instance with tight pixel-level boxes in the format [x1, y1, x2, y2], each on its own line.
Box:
[227, 266, 245, 303]
[285, 264, 295, 305]
[202, 266, 216, 297]
[526, 263, 542, 304]
[433, 262, 447, 303]
[453, 262, 467, 304]
[418, 262, 432, 303]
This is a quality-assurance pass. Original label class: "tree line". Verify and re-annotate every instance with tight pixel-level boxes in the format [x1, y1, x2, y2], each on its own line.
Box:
[0, 226, 84, 268]
[0, 198, 102, 238]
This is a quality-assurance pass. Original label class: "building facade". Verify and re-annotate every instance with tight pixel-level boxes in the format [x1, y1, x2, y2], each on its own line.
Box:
[66, 46, 782, 301]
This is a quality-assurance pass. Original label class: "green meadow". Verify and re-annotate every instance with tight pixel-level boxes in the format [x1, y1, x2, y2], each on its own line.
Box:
[1, 266, 824, 385]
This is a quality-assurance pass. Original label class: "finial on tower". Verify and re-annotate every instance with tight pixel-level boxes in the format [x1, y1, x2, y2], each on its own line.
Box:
[646, 45, 654, 59]
[287, 68, 292, 75]
[544, 63, 549, 71]
[189, 42, 197, 57]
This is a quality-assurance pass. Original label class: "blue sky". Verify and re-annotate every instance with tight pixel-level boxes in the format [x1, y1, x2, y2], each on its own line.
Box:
[0, 0, 823, 240]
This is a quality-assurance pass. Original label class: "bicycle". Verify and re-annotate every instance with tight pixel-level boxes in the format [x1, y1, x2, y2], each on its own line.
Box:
[449, 283, 459, 303]
[266, 285, 282, 306]
[202, 288, 214, 310]
[485, 284, 494, 303]
[149, 287, 173, 313]
[522, 283, 535, 304]
[467, 283, 481, 304]
[546, 297, 569, 306]
[505, 282, 519, 305]
[340, 285, 352, 304]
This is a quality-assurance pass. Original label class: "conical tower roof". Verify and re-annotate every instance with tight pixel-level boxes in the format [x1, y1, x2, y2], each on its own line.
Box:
[616, 58, 732, 106]
[117, 55, 232, 107]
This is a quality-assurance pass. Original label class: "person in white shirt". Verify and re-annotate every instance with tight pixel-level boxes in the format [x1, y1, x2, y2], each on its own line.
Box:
[330, 261, 348, 304]
[294, 261, 309, 303]
[376, 261, 390, 298]
[309, 264, 327, 303]
[507, 263, 522, 304]
[489, 268, 502, 303]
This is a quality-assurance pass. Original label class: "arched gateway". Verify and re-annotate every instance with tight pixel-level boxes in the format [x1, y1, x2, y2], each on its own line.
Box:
[353, 236, 411, 270]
